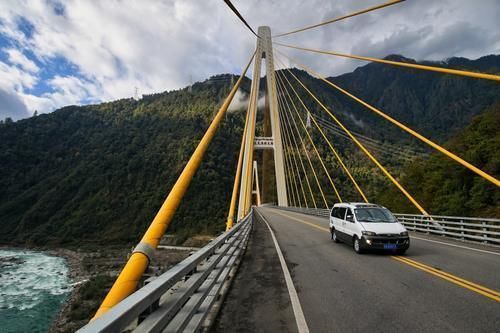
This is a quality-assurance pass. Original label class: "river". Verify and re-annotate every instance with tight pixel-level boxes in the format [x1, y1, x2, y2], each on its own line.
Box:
[0, 249, 72, 333]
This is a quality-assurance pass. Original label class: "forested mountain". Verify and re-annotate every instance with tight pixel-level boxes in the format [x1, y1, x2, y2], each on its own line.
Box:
[377, 104, 499, 217]
[1, 55, 499, 247]
[0, 76, 249, 246]
[293, 54, 500, 142]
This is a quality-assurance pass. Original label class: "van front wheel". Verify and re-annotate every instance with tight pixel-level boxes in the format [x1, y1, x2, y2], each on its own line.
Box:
[353, 237, 363, 254]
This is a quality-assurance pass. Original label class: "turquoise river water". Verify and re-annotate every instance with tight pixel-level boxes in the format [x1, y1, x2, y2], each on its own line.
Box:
[0, 249, 72, 333]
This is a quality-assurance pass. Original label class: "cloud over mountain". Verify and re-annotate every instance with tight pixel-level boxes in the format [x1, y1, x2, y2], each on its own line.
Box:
[0, 0, 498, 120]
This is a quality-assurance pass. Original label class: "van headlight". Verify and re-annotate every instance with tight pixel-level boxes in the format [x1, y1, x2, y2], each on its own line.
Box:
[362, 231, 376, 236]
[400, 231, 408, 236]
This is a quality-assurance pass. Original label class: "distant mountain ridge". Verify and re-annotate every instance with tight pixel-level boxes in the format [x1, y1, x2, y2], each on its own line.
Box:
[322, 54, 500, 141]
[378, 104, 499, 217]
[0, 54, 498, 246]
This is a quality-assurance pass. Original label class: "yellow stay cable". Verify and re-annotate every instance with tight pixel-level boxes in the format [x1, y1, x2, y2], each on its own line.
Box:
[276, 70, 345, 203]
[277, 85, 318, 209]
[94, 52, 255, 318]
[275, 43, 500, 82]
[281, 120, 299, 207]
[241, 82, 254, 215]
[276, 72, 340, 205]
[280, 51, 500, 187]
[279, 55, 430, 216]
[277, 88, 312, 208]
[286, 159, 298, 207]
[226, 98, 251, 231]
[281, 106, 303, 208]
[242, 65, 260, 214]
[279, 78, 330, 209]
[282, 105, 307, 208]
[277, 70, 346, 202]
[273, 0, 405, 38]
[277, 94, 302, 208]
[277, 63, 369, 203]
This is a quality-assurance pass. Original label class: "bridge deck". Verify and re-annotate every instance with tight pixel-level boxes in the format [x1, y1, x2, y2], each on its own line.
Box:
[214, 208, 298, 332]
[215, 207, 499, 332]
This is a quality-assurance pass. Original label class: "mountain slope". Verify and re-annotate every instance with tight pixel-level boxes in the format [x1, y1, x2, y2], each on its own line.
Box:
[1, 55, 499, 246]
[0, 75, 248, 246]
[377, 104, 499, 217]
[293, 54, 500, 143]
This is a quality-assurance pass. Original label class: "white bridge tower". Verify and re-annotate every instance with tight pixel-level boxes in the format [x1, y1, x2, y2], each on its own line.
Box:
[238, 26, 288, 218]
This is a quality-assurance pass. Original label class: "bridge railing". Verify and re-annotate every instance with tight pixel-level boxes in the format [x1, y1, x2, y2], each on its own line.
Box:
[77, 212, 253, 333]
[276, 205, 330, 217]
[272, 206, 500, 245]
[394, 213, 500, 245]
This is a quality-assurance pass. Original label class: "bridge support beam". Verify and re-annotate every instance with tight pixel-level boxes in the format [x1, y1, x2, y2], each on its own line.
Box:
[238, 26, 287, 219]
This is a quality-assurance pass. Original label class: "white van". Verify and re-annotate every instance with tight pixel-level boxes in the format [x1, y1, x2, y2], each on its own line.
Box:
[329, 202, 409, 254]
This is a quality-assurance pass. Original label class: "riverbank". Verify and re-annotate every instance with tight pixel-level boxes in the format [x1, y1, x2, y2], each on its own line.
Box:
[1, 234, 214, 333]
[47, 243, 207, 332]
[0, 245, 121, 333]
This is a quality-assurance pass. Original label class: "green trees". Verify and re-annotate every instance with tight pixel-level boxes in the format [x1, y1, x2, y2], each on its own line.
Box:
[0, 75, 248, 246]
[0, 54, 499, 247]
[377, 105, 499, 217]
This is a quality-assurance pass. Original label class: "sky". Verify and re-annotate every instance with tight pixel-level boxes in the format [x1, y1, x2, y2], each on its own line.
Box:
[0, 0, 499, 120]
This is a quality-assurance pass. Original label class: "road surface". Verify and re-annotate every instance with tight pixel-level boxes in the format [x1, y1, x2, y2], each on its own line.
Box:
[214, 207, 499, 332]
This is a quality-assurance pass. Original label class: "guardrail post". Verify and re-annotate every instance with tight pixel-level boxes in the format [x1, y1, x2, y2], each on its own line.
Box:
[482, 221, 488, 244]
[138, 275, 160, 324]
[460, 219, 464, 240]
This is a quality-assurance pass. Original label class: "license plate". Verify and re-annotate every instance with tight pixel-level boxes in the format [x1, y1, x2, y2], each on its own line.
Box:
[384, 243, 397, 250]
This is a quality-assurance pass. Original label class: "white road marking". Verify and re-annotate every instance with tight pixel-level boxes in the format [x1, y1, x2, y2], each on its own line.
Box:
[411, 235, 500, 256]
[270, 208, 500, 257]
[255, 209, 310, 333]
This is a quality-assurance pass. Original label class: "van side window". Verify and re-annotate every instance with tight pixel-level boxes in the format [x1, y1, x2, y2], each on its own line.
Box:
[331, 207, 337, 217]
[336, 207, 347, 219]
[346, 208, 354, 222]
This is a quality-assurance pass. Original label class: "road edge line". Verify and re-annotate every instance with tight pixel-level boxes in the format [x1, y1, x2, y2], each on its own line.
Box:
[255, 209, 310, 333]
[410, 236, 500, 256]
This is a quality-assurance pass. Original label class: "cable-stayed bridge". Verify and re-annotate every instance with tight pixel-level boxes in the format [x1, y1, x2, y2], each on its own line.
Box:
[77, 1, 499, 332]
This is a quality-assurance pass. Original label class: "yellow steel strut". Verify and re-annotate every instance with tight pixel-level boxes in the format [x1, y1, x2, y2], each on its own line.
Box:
[93, 52, 255, 319]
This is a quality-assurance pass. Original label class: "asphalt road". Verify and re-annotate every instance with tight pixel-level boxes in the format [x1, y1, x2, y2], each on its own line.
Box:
[215, 207, 500, 333]
[214, 208, 298, 333]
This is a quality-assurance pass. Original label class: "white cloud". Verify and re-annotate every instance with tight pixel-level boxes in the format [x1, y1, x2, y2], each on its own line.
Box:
[228, 90, 248, 112]
[46, 75, 100, 105]
[0, 0, 498, 120]
[19, 76, 101, 114]
[0, 60, 38, 94]
[228, 89, 265, 112]
[6, 48, 39, 72]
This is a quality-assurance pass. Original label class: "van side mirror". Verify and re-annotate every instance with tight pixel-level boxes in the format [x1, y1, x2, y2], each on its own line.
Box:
[346, 214, 354, 222]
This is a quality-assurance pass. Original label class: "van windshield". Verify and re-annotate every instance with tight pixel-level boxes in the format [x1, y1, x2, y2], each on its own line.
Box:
[354, 207, 397, 223]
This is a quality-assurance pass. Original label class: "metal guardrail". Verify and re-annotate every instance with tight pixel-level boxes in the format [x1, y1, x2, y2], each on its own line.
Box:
[272, 206, 500, 245]
[394, 213, 500, 245]
[77, 212, 253, 333]
[276, 205, 330, 217]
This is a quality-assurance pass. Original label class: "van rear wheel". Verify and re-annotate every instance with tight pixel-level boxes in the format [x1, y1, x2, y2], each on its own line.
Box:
[332, 229, 340, 243]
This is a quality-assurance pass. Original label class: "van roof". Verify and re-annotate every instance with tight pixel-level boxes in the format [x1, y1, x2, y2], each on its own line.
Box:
[332, 202, 380, 209]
